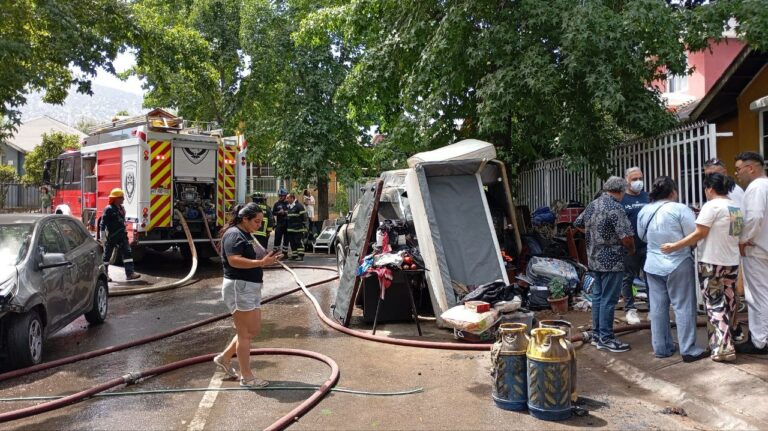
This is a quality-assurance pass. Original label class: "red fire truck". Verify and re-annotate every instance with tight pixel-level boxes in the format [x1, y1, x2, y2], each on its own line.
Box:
[44, 109, 246, 261]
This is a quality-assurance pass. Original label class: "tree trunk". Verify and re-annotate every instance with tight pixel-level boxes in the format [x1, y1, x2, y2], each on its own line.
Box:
[317, 176, 329, 222]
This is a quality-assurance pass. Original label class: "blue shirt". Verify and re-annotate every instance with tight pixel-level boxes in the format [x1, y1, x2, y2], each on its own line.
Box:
[637, 201, 696, 276]
[574, 193, 634, 272]
[621, 191, 649, 251]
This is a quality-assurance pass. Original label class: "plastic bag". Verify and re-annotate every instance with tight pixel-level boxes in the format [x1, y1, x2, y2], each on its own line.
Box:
[440, 305, 500, 334]
[526, 256, 579, 290]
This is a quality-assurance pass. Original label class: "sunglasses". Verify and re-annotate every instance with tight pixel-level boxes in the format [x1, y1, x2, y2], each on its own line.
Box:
[704, 158, 724, 167]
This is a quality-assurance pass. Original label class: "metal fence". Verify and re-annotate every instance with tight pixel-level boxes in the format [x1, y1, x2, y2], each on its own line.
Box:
[0, 183, 41, 210]
[517, 121, 717, 209]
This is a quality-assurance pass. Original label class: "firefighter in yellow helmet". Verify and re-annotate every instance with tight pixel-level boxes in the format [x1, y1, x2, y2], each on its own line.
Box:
[100, 188, 140, 281]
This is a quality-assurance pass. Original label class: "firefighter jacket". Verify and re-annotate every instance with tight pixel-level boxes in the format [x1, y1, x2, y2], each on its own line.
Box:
[273, 200, 290, 226]
[286, 202, 308, 233]
[100, 203, 128, 243]
[255, 202, 274, 238]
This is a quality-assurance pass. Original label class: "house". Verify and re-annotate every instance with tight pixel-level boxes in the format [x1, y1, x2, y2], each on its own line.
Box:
[2, 116, 86, 176]
[686, 46, 768, 170]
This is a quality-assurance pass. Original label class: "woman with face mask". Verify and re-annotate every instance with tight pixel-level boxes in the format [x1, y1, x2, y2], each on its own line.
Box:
[661, 173, 743, 362]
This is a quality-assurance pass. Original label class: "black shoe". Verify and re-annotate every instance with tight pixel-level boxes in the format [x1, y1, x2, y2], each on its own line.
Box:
[126, 273, 141, 280]
[735, 341, 768, 354]
[682, 350, 710, 363]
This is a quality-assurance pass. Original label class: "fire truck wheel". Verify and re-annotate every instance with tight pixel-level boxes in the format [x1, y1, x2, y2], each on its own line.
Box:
[131, 246, 146, 264]
[180, 244, 193, 262]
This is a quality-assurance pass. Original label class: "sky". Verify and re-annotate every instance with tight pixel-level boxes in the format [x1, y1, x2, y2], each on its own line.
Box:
[92, 51, 145, 95]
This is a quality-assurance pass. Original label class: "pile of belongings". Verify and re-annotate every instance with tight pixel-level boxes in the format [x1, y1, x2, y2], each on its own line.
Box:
[516, 256, 581, 310]
[439, 281, 525, 341]
[357, 220, 424, 299]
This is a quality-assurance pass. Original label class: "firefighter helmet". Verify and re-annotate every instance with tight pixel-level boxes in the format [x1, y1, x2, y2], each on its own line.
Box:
[251, 192, 266, 203]
[278, 188, 288, 196]
[108, 188, 125, 198]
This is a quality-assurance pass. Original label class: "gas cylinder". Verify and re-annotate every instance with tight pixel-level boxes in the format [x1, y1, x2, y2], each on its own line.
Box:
[526, 328, 572, 421]
[539, 319, 577, 403]
[490, 323, 529, 411]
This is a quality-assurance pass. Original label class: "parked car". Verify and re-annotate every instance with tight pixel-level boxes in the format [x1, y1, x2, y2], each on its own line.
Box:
[335, 170, 411, 275]
[0, 214, 109, 370]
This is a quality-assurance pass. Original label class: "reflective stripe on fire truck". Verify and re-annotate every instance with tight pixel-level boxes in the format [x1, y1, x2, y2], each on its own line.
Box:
[216, 144, 237, 226]
[149, 140, 172, 229]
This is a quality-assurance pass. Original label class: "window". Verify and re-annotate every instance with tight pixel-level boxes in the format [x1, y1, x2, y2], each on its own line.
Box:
[39, 222, 65, 254]
[56, 219, 87, 251]
[57, 158, 74, 186]
[667, 73, 688, 93]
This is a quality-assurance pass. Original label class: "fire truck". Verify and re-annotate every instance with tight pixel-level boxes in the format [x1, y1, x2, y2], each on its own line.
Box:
[44, 109, 247, 261]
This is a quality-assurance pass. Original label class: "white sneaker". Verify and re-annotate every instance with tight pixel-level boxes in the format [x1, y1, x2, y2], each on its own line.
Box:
[626, 309, 641, 325]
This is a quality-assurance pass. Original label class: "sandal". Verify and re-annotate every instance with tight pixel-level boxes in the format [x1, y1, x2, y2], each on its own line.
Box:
[213, 354, 238, 378]
[240, 376, 269, 388]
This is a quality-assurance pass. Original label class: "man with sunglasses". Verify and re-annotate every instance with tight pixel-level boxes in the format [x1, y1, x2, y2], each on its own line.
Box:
[704, 158, 744, 204]
[734, 151, 768, 354]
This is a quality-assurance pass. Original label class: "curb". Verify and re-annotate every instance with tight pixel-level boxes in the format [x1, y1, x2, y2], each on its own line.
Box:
[602, 357, 764, 430]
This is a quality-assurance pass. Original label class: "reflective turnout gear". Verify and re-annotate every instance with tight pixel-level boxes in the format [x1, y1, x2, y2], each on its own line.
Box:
[272, 199, 290, 252]
[100, 202, 136, 277]
[253, 202, 274, 249]
[286, 202, 308, 259]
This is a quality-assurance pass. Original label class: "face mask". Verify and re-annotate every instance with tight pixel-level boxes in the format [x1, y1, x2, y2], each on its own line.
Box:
[630, 180, 644, 193]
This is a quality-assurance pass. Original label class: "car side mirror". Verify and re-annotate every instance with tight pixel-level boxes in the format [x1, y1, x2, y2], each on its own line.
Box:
[39, 253, 72, 270]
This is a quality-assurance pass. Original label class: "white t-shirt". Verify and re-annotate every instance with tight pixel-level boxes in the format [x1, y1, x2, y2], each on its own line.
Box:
[729, 184, 744, 206]
[742, 177, 768, 259]
[696, 198, 743, 266]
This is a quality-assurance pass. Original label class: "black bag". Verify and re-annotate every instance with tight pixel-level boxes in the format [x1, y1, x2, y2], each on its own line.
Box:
[460, 281, 522, 305]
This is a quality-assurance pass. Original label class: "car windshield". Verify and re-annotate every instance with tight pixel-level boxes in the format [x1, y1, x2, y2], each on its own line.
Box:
[0, 224, 33, 266]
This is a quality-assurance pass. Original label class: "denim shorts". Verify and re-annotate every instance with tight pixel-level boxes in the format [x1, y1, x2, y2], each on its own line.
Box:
[222, 278, 262, 313]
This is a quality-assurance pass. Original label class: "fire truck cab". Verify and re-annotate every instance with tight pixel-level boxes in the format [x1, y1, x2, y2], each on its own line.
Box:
[45, 109, 246, 261]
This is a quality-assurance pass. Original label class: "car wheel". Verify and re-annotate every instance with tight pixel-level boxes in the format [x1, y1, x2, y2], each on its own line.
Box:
[85, 278, 109, 324]
[7, 310, 44, 368]
[335, 243, 346, 274]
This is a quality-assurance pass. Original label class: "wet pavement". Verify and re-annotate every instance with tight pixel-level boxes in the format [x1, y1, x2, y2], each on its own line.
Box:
[1, 250, 766, 430]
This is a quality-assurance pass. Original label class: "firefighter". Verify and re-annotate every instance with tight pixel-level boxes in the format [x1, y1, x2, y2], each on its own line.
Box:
[285, 192, 308, 261]
[251, 192, 274, 249]
[100, 188, 140, 282]
[272, 188, 290, 253]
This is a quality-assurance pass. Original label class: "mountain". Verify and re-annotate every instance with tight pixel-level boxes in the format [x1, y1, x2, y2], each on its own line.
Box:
[19, 84, 145, 128]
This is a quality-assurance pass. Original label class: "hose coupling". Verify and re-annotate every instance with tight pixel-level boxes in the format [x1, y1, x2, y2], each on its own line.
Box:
[122, 372, 142, 385]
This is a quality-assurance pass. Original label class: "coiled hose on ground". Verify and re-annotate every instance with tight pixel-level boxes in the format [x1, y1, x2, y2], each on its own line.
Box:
[0, 348, 340, 431]
[109, 209, 198, 296]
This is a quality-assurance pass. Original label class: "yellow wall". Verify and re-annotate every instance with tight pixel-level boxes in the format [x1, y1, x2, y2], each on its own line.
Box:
[716, 64, 768, 168]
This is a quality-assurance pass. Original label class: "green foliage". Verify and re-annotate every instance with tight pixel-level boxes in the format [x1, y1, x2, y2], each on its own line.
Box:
[22, 132, 81, 186]
[547, 277, 567, 300]
[301, 0, 768, 174]
[114, 110, 130, 117]
[333, 184, 349, 215]
[0, 165, 18, 209]
[0, 0, 134, 140]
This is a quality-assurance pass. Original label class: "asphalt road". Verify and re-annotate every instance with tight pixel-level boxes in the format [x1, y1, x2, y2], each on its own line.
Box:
[0, 251, 705, 430]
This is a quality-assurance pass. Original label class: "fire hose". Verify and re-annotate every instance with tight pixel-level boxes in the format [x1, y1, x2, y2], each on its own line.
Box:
[109, 209, 198, 296]
[199, 205, 221, 255]
[0, 348, 340, 431]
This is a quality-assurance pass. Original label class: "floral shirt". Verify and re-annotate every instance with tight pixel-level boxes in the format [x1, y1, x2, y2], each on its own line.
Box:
[574, 193, 634, 272]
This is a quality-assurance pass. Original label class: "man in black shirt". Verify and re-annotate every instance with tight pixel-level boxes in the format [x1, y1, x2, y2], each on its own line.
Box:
[100, 188, 140, 281]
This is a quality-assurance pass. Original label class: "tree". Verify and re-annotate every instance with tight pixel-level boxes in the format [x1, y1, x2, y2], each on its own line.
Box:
[126, 0, 246, 130]
[0, 1, 135, 140]
[240, 0, 367, 221]
[301, 0, 768, 174]
[75, 117, 99, 134]
[0, 165, 18, 209]
[114, 110, 130, 117]
[22, 132, 81, 186]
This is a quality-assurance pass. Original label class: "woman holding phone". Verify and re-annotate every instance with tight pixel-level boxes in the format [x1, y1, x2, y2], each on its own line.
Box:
[213, 203, 283, 387]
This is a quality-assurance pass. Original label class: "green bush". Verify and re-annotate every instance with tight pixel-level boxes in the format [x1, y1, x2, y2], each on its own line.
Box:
[0, 165, 19, 209]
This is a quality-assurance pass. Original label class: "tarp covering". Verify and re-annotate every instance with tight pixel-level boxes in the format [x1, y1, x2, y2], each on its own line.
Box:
[407, 139, 497, 167]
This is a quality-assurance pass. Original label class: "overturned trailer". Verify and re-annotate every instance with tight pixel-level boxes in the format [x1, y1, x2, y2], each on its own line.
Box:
[333, 139, 521, 328]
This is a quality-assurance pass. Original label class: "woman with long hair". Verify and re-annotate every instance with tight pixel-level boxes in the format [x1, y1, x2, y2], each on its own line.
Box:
[302, 188, 315, 221]
[661, 173, 743, 362]
[637, 176, 708, 362]
[213, 203, 283, 387]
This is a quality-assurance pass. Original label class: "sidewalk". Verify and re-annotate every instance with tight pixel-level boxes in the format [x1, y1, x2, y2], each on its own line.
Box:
[569, 308, 768, 430]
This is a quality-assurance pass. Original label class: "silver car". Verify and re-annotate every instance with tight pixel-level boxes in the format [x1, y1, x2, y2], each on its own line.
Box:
[0, 214, 108, 370]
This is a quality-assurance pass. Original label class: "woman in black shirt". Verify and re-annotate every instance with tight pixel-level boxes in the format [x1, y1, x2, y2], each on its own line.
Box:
[213, 203, 283, 387]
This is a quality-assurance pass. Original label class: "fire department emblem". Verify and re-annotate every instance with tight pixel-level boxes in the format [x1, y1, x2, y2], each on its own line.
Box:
[124, 161, 137, 204]
[182, 148, 209, 165]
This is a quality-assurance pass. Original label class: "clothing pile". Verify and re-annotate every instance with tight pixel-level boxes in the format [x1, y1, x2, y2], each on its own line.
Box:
[356, 220, 423, 299]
